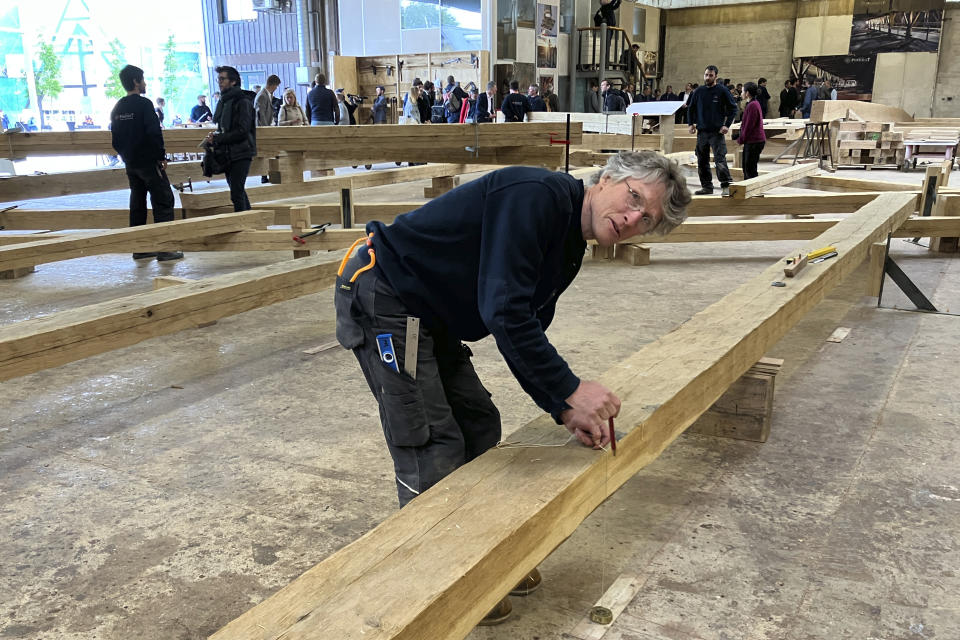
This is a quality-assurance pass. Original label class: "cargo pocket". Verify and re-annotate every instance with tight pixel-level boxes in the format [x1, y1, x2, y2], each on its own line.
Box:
[334, 275, 364, 350]
[379, 369, 430, 448]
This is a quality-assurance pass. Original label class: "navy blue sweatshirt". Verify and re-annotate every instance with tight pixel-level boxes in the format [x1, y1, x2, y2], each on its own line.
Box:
[110, 95, 165, 168]
[366, 167, 587, 417]
[687, 83, 737, 132]
[305, 85, 338, 123]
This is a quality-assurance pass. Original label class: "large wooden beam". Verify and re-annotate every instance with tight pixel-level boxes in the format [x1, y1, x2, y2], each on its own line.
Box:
[11, 217, 959, 250]
[1, 123, 581, 160]
[729, 162, 820, 199]
[0, 211, 273, 271]
[685, 192, 882, 217]
[626, 215, 960, 243]
[212, 193, 915, 640]
[0, 159, 267, 203]
[0, 254, 340, 382]
[179, 163, 489, 213]
[810, 99, 911, 123]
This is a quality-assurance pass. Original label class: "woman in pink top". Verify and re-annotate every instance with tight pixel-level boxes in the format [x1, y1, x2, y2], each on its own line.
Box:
[737, 82, 767, 180]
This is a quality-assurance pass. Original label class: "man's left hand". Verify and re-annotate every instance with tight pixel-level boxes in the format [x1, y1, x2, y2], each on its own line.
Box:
[720, 126, 729, 135]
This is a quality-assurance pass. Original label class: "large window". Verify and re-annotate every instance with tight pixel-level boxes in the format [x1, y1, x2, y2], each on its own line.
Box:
[222, 0, 257, 22]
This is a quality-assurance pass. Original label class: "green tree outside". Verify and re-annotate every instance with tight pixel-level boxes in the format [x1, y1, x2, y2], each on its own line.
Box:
[400, 2, 459, 29]
[103, 38, 127, 101]
[33, 38, 62, 131]
[161, 33, 180, 107]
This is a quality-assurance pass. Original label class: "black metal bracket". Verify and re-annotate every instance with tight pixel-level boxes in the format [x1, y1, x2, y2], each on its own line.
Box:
[877, 233, 937, 312]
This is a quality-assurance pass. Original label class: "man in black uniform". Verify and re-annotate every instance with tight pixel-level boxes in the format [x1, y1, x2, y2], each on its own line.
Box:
[500, 81, 530, 122]
[110, 64, 182, 262]
[335, 151, 691, 624]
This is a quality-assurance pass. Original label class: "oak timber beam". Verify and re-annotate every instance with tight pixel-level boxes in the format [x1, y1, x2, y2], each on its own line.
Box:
[2, 123, 581, 159]
[729, 162, 820, 199]
[212, 193, 916, 640]
[179, 163, 485, 212]
[684, 192, 884, 217]
[0, 254, 340, 382]
[626, 216, 960, 243]
[0, 210, 274, 271]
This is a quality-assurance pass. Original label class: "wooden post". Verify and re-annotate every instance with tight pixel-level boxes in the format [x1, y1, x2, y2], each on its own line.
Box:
[290, 206, 311, 259]
[0, 266, 35, 279]
[423, 175, 459, 198]
[590, 244, 614, 260]
[659, 117, 674, 154]
[929, 163, 957, 253]
[866, 241, 887, 296]
[688, 357, 783, 442]
[614, 243, 650, 266]
[340, 188, 354, 230]
[270, 152, 306, 184]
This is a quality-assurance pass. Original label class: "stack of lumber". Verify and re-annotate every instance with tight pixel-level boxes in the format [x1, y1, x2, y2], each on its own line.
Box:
[835, 121, 904, 169]
[900, 127, 960, 144]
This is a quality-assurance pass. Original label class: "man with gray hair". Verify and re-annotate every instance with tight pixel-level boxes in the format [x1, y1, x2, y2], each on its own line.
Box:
[335, 151, 690, 625]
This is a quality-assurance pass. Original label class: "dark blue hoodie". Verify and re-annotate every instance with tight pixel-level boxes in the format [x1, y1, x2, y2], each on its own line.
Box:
[366, 166, 587, 417]
[687, 83, 737, 133]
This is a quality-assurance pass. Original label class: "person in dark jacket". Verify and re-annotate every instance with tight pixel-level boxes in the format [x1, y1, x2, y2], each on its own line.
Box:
[476, 81, 497, 122]
[110, 65, 182, 262]
[660, 85, 680, 101]
[778, 80, 797, 118]
[501, 81, 531, 122]
[190, 95, 213, 123]
[585, 80, 601, 113]
[594, 0, 621, 25]
[334, 150, 690, 623]
[737, 82, 767, 180]
[600, 79, 626, 112]
[372, 85, 388, 124]
[801, 76, 818, 119]
[527, 84, 547, 112]
[687, 64, 737, 196]
[206, 65, 257, 212]
[305, 73, 338, 125]
[757, 77, 771, 117]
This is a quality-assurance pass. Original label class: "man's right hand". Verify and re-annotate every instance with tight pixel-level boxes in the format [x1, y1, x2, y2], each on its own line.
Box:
[560, 380, 620, 448]
[688, 125, 696, 134]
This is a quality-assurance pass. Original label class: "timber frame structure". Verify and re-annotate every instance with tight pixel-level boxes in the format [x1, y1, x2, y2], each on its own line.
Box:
[3, 130, 960, 638]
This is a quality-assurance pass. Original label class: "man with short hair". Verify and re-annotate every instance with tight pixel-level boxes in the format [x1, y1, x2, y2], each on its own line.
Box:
[827, 79, 837, 101]
[687, 64, 737, 196]
[372, 85, 388, 124]
[206, 65, 257, 212]
[817, 78, 831, 101]
[660, 85, 679, 101]
[335, 150, 690, 624]
[600, 79, 626, 112]
[500, 81, 531, 122]
[620, 43, 640, 82]
[476, 81, 497, 123]
[444, 75, 468, 123]
[110, 64, 182, 262]
[801, 76, 818, 119]
[305, 73, 337, 125]
[190, 95, 213, 123]
[638, 86, 654, 102]
[779, 80, 798, 118]
[585, 80, 601, 113]
[412, 78, 433, 124]
[757, 77, 771, 117]
[527, 84, 547, 112]
[255, 74, 281, 127]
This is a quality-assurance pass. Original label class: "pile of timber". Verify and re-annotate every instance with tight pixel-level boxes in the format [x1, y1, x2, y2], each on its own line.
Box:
[835, 121, 904, 169]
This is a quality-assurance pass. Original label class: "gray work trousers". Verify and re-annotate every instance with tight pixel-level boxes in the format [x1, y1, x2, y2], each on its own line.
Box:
[335, 250, 501, 507]
[695, 130, 732, 190]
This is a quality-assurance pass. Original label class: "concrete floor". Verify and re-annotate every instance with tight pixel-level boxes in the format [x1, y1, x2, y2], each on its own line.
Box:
[1, 162, 959, 640]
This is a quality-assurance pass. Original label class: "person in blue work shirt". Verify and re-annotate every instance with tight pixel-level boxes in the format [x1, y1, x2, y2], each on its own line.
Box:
[801, 75, 818, 119]
[334, 150, 691, 625]
[687, 64, 737, 196]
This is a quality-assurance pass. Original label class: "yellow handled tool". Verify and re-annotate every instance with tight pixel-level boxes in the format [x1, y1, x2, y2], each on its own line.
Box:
[807, 246, 837, 260]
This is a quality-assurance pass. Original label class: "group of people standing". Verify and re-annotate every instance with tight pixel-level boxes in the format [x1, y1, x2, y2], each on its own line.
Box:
[779, 76, 838, 119]
[397, 75, 561, 125]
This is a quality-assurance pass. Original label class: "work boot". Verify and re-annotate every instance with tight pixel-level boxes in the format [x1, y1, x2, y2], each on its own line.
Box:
[157, 251, 184, 261]
[477, 597, 512, 626]
[510, 568, 542, 596]
[132, 252, 159, 260]
[694, 187, 713, 195]
[721, 185, 731, 197]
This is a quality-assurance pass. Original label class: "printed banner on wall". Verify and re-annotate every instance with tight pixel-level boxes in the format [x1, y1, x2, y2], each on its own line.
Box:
[850, 0, 943, 54]
[537, 36, 558, 68]
[536, 2, 558, 69]
[801, 55, 878, 101]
